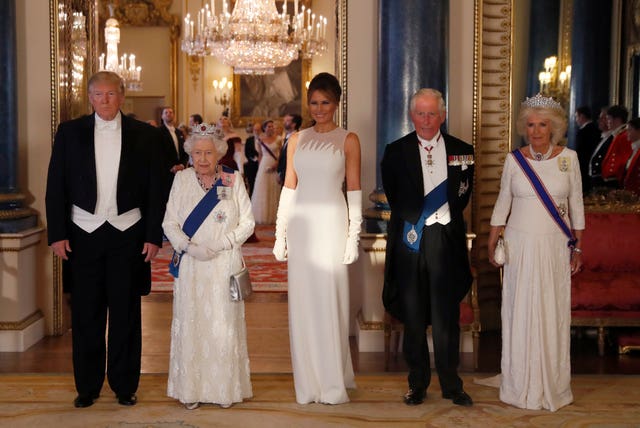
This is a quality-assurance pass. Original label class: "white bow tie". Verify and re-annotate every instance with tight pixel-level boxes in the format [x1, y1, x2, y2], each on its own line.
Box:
[96, 119, 118, 131]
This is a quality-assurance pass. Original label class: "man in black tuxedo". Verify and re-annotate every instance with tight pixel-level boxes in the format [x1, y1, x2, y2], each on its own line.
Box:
[574, 106, 601, 193]
[45, 71, 165, 408]
[588, 106, 615, 188]
[244, 122, 261, 197]
[158, 106, 188, 194]
[381, 89, 474, 407]
[276, 113, 302, 185]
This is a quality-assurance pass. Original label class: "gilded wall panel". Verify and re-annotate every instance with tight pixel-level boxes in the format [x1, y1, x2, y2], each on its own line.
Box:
[472, 0, 513, 330]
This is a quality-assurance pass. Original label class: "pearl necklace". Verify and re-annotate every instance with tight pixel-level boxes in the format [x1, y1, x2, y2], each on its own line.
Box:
[529, 144, 553, 161]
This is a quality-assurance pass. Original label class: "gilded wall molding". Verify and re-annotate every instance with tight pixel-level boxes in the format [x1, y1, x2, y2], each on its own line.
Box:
[471, 0, 513, 329]
[99, 0, 180, 106]
[558, 0, 573, 71]
[357, 310, 384, 331]
[0, 310, 44, 331]
[336, 0, 348, 128]
[50, 0, 96, 336]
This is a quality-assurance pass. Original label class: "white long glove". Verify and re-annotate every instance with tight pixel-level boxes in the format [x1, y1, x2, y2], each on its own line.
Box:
[342, 190, 363, 264]
[187, 242, 215, 261]
[273, 187, 295, 261]
[204, 234, 233, 254]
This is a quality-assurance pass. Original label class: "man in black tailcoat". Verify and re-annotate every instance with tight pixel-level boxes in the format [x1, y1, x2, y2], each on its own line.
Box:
[381, 88, 474, 407]
[46, 71, 165, 408]
[574, 106, 601, 193]
[158, 106, 187, 195]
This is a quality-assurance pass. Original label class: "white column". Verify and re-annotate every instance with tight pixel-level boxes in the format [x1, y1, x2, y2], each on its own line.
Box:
[354, 233, 387, 352]
[0, 227, 45, 351]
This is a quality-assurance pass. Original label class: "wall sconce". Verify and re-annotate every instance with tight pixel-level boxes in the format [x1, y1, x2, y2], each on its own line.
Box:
[538, 55, 571, 107]
[213, 76, 232, 114]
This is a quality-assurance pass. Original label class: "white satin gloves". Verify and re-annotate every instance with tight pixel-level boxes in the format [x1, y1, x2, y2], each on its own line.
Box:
[186, 243, 212, 261]
[273, 187, 294, 261]
[342, 190, 363, 264]
[186, 235, 233, 261]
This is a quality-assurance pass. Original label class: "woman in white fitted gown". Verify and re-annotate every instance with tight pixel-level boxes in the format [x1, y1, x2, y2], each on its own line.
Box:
[251, 119, 282, 224]
[273, 72, 363, 404]
[488, 95, 585, 412]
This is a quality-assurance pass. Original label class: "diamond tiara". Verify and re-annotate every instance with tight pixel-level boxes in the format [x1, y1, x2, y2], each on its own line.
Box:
[191, 122, 224, 139]
[521, 93, 563, 111]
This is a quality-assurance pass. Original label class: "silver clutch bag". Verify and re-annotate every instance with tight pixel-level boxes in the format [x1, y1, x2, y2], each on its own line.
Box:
[230, 257, 252, 301]
[494, 236, 506, 266]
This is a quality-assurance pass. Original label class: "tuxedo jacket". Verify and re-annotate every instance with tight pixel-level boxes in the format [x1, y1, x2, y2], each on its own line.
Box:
[158, 124, 188, 170]
[45, 113, 165, 294]
[276, 136, 290, 183]
[589, 134, 613, 179]
[380, 131, 474, 322]
[575, 121, 600, 190]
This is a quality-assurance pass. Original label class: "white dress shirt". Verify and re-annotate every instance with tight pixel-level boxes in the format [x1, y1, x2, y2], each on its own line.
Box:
[166, 124, 179, 157]
[417, 132, 450, 225]
[72, 112, 141, 233]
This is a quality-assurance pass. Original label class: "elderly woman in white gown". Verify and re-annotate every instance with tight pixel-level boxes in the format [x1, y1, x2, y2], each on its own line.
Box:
[488, 94, 584, 412]
[162, 123, 255, 410]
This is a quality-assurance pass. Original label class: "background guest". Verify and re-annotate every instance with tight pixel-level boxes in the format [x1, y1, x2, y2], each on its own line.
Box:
[189, 113, 203, 127]
[218, 136, 240, 171]
[251, 119, 282, 224]
[244, 122, 261, 197]
[588, 107, 613, 188]
[159, 106, 188, 196]
[574, 106, 600, 194]
[273, 72, 362, 404]
[622, 117, 640, 194]
[218, 116, 246, 175]
[277, 113, 302, 185]
[162, 125, 254, 410]
[600, 105, 630, 187]
[488, 94, 584, 412]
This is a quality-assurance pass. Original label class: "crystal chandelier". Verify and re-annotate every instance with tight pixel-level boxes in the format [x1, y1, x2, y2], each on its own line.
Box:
[98, 14, 142, 91]
[57, 6, 87, 99]
[181, 0, 328, 75]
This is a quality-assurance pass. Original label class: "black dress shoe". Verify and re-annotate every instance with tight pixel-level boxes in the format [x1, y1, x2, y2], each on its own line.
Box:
[403, 388, 426, 405]
[73, 394, 96, 408]
[442, 390, 473, 406]
[117, 394, 137, 406]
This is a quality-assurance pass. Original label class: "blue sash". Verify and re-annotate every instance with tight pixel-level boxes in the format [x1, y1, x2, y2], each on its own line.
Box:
[402, 179, 448, 252]
[511, 149, 577, 248]
[168, 177, 223, 278]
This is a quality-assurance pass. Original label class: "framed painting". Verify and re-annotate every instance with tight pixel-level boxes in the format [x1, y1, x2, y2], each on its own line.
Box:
[231, 58, 311, 127]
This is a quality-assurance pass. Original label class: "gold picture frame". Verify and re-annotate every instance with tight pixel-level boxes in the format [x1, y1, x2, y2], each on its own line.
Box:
[231, 58, 311, 127]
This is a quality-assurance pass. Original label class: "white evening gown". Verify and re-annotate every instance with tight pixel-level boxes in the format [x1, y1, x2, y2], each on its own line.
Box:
[490, 148, 584, 411]
[163, 168, 255, 406]
[251, 137, 282, 224]
[287, 127, 356, 404]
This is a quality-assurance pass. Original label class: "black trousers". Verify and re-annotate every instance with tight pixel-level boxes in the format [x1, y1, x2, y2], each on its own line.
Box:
[68, 222, 143, 397]
[395, 223, 463, 394]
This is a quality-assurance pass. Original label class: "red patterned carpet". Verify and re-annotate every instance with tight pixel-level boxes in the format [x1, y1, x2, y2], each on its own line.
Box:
[151, 225, 287, 293]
